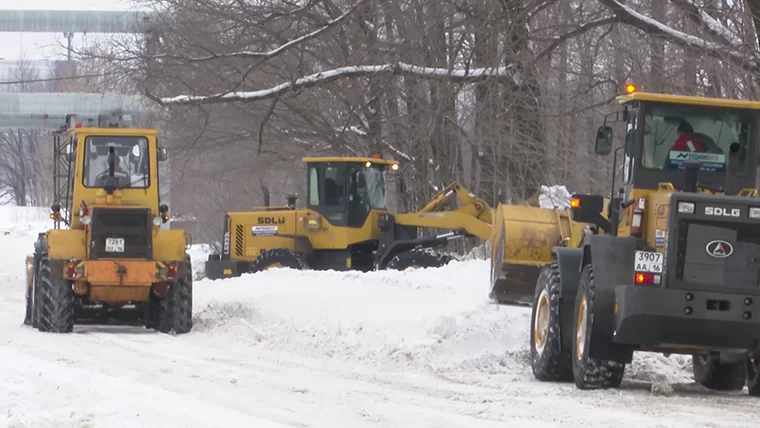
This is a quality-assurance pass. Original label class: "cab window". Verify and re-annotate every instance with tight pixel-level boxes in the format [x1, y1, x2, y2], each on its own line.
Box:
[83, 136, 149, 188]
[642, 105, 751, 176]
[308, 167, 320, 205]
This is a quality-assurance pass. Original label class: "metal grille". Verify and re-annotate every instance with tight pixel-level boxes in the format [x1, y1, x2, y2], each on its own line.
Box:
[89, 207, 152, 259]
[672, 219, 760, 293]
[235, 224, 244, 257]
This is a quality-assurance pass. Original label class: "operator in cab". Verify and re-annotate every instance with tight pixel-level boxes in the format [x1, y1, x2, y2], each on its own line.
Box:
[84, 136, 148, 190]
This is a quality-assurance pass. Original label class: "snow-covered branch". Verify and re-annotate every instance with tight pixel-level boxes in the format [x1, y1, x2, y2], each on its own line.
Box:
[669, 0, 744, 48]
[157, 63, 518, 105]
[597, 0, 759, 72]
[150, 0, 364, 63]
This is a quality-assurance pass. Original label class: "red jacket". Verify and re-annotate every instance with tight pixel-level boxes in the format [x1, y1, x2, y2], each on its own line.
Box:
[670, 134, 705, 152]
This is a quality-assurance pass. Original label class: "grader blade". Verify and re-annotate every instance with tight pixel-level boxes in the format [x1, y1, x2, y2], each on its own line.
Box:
[488, 204, 573, 306]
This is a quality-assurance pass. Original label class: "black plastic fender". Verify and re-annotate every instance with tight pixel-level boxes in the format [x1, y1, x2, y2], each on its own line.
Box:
[552, 247, 583, 353]
[580, 235, 636, 364]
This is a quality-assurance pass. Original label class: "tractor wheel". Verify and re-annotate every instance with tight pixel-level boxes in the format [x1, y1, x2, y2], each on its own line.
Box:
[386, 248, 452, 270]
[37, 257, 75, 333]
[530, 262, 573, 382]
[157, 254, 193, 335]
[571, 264, 625, 389]
[747, 358, 760, 396]
[249, 248, 308, 273]
[692, 354, 746, 391]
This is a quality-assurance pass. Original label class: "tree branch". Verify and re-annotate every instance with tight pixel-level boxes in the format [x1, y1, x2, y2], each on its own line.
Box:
[156, 63, 518, 105]
[669, 0, 744, 48]
[596, 0, 760, 73]
[533, 16, 620, 61]
[149, 0, 366, 64]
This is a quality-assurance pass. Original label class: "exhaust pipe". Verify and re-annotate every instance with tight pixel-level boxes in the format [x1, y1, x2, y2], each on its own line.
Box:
[261, 185, 270, 207]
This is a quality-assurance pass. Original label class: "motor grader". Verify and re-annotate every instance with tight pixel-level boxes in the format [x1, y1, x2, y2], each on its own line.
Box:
[23, 114, 193, 334]
[205, 155, 493, 278]
[490, 85, 760, 395]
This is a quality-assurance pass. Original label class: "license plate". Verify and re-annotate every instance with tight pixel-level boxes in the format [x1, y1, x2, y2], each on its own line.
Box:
[635, 250, 663, 273]
[105, 237, 125, 253]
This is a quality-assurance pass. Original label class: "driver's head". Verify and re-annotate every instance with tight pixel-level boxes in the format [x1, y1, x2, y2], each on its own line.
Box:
[677, 121, 693, 135]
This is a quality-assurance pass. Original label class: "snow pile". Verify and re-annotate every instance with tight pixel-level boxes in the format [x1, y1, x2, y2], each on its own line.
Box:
[193, 260, 531, 374]
[191, 260, 691, 384]
[187, 243, 214, 280]
[538, 185, 572, 209]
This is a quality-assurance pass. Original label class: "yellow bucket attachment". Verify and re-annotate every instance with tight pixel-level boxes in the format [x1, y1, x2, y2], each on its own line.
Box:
[489, 204, 573, 305]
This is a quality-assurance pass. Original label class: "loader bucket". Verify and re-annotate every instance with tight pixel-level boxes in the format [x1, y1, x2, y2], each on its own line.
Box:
[489, 204, 572, 306]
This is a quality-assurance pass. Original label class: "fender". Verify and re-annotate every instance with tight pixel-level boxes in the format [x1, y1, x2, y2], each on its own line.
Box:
[552, 247, 583, 352]
[581, 235, 637, 363]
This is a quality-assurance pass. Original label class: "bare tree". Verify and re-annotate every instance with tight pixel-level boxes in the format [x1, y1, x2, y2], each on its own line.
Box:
[66, 0, 760, 250]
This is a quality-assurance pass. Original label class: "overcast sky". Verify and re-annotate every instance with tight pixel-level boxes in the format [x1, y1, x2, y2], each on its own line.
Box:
[0, 0, 150, 60]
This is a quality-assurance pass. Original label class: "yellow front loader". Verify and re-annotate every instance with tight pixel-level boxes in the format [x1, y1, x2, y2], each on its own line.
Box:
[23, 114, 192, 334]
[205, 156, 493, 278]
[489, 84, 760, 396]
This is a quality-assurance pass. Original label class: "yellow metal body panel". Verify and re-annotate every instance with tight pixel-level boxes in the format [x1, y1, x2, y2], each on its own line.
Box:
[153, 229, 188, 261]
[84, 260, 158, 286]
[616, 91, 760, 110]
[227, 207, 383, 260]
[89, 286, 150, 303]
[46, 229, 87, 260]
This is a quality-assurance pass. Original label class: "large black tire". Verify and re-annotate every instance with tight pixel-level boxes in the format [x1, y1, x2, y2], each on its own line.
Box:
[530, 262, 573, 382]
[571, 264, 625, 389]
[385, 248, 453, 270]
[37, 257, 75, 333]
[692, 354, 746, 391]
[156, 254, 193, 334]
[747, 358, 760, 396]
[249, 248, 308, 273]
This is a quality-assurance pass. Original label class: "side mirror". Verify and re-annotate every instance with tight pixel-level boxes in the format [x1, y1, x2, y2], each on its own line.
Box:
[595, 126, 613, 156]
[157, 147, 168, 162]
[570, 194, 612, 232]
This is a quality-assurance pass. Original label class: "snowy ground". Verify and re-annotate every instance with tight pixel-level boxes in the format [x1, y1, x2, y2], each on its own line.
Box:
[0, 206, 758, 427]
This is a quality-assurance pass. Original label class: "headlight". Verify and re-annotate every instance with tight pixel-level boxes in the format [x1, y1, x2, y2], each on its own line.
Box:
[80, 215, 92, 225]
[677, 202, 695, 214]
[750, 207, 760, 219]
[153, 216, 163, 226]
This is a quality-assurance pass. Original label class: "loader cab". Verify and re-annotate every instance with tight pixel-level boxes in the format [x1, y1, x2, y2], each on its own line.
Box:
[595, 90, 760, 195]
[52, 125, 170, 230]
[302, 156, 399, 228]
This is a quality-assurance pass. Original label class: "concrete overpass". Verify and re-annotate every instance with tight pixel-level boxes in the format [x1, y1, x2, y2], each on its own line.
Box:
[0, 9, 159, 129]
[0, 10, 155, 34]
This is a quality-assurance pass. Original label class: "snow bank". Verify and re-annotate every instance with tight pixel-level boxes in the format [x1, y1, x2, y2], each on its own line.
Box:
[193, 260, 530, 373]
[192, 260, 692, 385]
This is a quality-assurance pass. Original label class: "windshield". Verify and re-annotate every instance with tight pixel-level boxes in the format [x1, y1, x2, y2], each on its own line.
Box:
[307, 162, 387, 227]
[350, 166, 387, 210]
[641, 105, 752, 176]
[83, 136, 149, 188]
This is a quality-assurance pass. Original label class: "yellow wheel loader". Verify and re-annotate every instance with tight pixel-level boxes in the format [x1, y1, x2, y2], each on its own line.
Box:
[490, 85, 760, 395]
[205, 156, 493, 278]
[23, 114, 193, 334]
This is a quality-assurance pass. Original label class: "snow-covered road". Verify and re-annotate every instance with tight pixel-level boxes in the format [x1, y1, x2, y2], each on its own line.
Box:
[0, 207, 758, 427]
